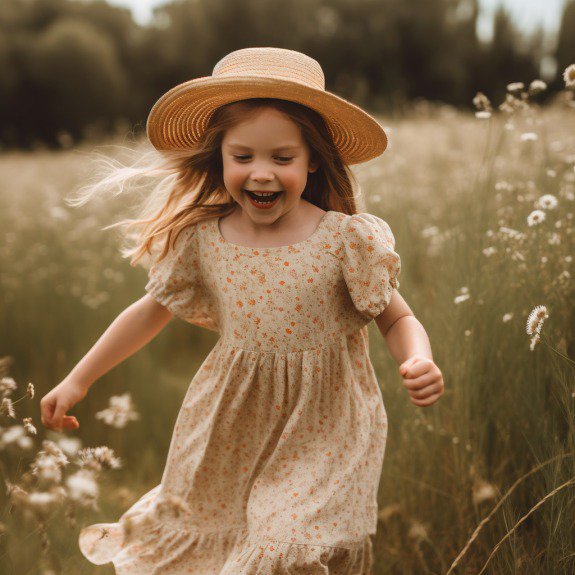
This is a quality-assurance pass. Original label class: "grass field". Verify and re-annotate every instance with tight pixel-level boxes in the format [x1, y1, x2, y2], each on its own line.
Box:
[1, 94, 574, 574]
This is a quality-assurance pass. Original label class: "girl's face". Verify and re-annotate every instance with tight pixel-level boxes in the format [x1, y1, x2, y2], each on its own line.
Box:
[221, 108, 319, 223]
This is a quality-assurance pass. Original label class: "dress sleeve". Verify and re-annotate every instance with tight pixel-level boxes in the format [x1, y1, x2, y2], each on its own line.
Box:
[145, 224, 217, 330]
[340, 213, 401, 320]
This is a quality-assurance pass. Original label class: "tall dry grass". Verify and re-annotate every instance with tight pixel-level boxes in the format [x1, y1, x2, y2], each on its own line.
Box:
[0, 77, 574, 574]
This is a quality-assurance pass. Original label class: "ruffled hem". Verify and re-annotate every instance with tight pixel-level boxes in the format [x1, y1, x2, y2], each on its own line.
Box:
[221, 535, 374, 574]
[79, 489, 373, 574]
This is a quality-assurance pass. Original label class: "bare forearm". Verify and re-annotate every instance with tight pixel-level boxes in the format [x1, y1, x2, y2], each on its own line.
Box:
[383, 315, 433, 365]
[66, 296, 172, 390]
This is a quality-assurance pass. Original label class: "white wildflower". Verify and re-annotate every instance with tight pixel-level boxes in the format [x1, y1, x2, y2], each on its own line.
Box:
[536, 194, 558, 210]
[527, 210, 546, 226]
[563, 64, 575, 88]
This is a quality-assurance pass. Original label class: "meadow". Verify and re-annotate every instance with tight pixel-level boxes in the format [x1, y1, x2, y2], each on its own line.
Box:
[0, 84, 574, 574]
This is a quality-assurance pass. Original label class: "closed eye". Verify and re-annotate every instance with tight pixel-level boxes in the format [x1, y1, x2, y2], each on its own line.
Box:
[232, 155, 293, 163]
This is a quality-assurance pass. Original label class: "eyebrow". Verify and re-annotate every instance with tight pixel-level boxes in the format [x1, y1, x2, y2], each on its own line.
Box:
[225, 143, 301, 152]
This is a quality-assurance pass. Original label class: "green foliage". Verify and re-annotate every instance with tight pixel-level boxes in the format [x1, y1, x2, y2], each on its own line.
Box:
[0, 0, 569, 149]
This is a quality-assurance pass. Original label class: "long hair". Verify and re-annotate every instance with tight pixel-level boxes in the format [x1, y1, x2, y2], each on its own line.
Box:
[67, 98, 366, 267]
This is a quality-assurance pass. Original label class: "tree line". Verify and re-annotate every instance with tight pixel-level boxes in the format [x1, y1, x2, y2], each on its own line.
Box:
[0, 0, 573, 149]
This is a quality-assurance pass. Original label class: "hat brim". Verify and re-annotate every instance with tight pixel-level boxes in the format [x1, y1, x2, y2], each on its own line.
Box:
[146, 76, 387, 165]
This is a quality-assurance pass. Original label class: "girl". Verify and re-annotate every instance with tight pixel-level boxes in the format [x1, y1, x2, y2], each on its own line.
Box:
[41, 47, 444, 574]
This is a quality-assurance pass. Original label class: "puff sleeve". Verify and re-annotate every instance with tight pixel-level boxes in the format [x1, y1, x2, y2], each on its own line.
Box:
[340, 213, 401, 320]
[145, 224, 218, 331]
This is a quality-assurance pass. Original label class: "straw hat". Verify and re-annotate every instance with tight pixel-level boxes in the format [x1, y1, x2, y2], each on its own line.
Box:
[146, 47, 388, 165]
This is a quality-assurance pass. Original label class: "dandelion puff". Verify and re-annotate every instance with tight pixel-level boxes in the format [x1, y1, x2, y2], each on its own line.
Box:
[1, 398, 16, 419]
[536, 194, 558, 210]
[27, 383, 35, 399]
[57, 436, 82, 457]
[454, 294, 470, 304]
[30, 454, 62, 483]
[38, 440, 69, 467]
[475, 111, 491, 119]
[23, 417, 37, 435]
[502, 313, 513, 322]
[65, 469, 99, 506]
[95, 393, 140, 429]
[563, 64, 575, 88]
[526, 305, 549, 336]
[76, 446, 122, 472]
[527, 210, 546, 226]
[529, 80, 547, 95]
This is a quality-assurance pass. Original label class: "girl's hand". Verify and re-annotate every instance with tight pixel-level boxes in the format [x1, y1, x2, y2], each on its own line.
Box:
[40, 379, 87, 432]
[399, 355, 444, 407]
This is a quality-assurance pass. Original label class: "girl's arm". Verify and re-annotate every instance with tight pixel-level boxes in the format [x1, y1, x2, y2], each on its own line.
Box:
[41, 294, 173, 431]
[375, 291, 444, 407]
[375, 291, 432, 363]
[66, 294, 174, 391]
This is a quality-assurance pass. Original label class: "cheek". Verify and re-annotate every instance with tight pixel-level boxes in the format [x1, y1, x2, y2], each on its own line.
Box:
[282, 167, 309, 191]
[223, 162, 246, 189]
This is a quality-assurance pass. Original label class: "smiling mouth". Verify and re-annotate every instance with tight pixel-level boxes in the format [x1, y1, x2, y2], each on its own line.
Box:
[243, 189, 283, 203]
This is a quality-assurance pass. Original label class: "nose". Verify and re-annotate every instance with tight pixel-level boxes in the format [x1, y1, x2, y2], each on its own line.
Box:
[249, 161, 275, 182]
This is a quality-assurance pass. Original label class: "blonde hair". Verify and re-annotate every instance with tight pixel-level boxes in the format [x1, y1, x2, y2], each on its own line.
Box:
[67, 98, 365, 267]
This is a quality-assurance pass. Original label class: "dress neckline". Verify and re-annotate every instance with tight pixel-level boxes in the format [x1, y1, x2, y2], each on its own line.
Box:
[214, 210, 334, 252]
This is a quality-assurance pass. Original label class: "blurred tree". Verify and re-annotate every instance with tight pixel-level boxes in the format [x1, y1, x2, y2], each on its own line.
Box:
[24, 17, 128, 143]
[476, 6, 540, 106]
[0, 0, 563, 149]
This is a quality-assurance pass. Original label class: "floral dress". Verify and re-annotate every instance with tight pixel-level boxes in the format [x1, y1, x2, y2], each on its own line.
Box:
[78, 210, 401, 574]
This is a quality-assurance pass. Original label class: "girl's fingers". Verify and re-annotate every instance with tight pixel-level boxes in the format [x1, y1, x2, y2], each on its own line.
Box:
[410, 392, 442, 407]
[408, 382, 444, 399]
[402, 373, 435, 391]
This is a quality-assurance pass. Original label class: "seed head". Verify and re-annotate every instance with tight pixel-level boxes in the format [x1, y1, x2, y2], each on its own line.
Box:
[526, 305, 549, 336]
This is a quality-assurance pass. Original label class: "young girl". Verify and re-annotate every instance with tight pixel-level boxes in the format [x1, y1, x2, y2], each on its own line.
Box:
[41, 47, 444, 574]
